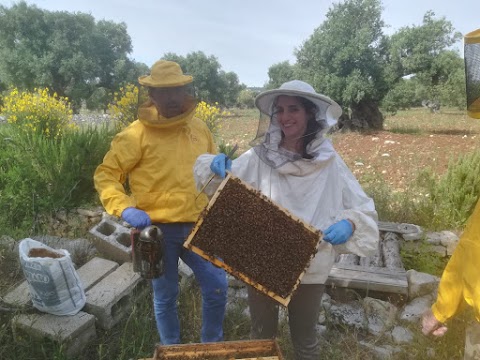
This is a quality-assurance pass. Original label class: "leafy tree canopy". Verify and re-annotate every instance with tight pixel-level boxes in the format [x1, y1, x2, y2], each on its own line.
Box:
[296, 0, 388, 106]
[380, 12, 464, 113]
[162, 51, 245, 107]
[268, 0, 464, 130]
[0, 1, 141, 111]
[387, 11, 462, 80]
[265, 61, 296, 89]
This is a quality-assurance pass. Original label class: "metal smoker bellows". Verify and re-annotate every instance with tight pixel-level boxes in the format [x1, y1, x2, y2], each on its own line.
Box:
[131, 225, 165, 279]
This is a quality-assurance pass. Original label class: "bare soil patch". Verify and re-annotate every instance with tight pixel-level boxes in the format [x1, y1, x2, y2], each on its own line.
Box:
[221, 108, 480, 192]
[332, 130, 480, 191]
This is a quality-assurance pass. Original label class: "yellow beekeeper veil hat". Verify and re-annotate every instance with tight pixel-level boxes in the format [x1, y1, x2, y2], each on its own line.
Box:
[138, 60, 193, 88]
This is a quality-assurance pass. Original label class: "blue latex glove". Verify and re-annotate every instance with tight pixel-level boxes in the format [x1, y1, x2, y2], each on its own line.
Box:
[121, 207, 151, 229]
[210, 153, 232, 178]
[323, 219, 354, 245]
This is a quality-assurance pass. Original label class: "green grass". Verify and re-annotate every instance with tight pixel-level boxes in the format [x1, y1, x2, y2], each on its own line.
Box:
[216, 108, 259, 155]
[401, 240, 449, 276]
[1, 106, 479, 359]
[0, 285, 158, 360]
[383, 107, 480, 136]
[388, 127, 423, 135]
[0, 123, 114, 237]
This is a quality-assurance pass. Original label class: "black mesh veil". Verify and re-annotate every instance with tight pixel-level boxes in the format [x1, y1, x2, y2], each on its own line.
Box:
[248, 80, 342, 168]
[248, 100, 330, 148]
[137, 83, 197, 119]
[465, 29, 480, 119]
[249, 111, 272, 147]
[248, 105, 330, 169]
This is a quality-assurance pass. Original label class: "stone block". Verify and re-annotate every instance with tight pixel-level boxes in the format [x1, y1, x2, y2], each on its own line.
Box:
[84, 262, 143, 330]
[407, 269, 439, 300]
[89, 218, 132, 263]
[3, 256, 119, 309]
[399, 295, 433, 323]
[3, 281, 31, 308]
[79, 256, 119, 290]
[12, 311, 96, 359]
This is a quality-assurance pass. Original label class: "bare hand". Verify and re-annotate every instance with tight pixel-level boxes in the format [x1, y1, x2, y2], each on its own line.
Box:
[421, 309, 448, 337]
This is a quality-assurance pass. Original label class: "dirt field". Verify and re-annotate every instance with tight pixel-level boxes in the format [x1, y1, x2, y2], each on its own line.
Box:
[220, 108, 480, 192]
[333, 130, 480, 191]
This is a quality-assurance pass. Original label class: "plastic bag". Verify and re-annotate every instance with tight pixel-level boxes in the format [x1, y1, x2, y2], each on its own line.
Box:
[18, 238, 86, 316]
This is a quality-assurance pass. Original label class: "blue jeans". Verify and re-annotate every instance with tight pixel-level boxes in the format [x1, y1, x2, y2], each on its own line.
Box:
[151, 223, 228, 344]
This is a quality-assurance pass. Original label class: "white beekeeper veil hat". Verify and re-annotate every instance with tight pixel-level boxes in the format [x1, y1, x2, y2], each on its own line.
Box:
[255, 80, 342, 127]
[250, 80, 342, 147]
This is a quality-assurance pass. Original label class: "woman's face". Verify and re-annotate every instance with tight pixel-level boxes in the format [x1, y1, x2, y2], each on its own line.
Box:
[274, 95, 308, 141]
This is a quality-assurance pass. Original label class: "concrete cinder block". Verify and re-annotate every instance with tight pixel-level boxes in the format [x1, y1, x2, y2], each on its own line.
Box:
[79, 256, 119, 290]
[12, 311, 96, 359]
[3, 281, 31, 308]
[3, 257, 119, 309]
[89, 218, 132, 263]
[84, 262, 143, 330]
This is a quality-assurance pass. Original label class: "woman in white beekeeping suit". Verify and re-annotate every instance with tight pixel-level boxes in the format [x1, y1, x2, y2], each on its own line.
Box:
[194, 80, 379, 360]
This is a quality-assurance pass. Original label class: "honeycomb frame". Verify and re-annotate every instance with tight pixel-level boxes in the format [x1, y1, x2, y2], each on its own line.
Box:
[184, 173, 321, 306]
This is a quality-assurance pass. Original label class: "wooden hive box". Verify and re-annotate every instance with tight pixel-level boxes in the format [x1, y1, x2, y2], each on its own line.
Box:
[152, 339, 284, 360]
[184, 173, 321, 306]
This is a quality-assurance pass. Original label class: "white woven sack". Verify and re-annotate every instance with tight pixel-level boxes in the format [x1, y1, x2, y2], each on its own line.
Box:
[18, 238, 86, 316]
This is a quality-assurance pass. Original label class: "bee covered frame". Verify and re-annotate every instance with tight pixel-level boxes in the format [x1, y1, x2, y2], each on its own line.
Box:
[184, 173, 321, 306]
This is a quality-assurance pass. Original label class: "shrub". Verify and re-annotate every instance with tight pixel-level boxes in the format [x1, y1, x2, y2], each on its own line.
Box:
[86, 87, 109, 113]
[217, 142, 239, 160]
[237, 89, 256, 109]
[362, 173, 426, 224]
[415, 150, 480, 229]
[107, 86, 230, 138]
[107, 84, 140, 131]
[0, 88, 75, 138]
[381, 79, 418, 114]
[362, 148, 480, 232]
[0, 124, 115, 235]
[401, 240, 448, 275]
[195, 101, 230, 138]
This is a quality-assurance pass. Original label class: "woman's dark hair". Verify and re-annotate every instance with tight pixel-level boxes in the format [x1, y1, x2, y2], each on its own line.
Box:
[298, 97, 321, 159]
[273, 95, 325, 158]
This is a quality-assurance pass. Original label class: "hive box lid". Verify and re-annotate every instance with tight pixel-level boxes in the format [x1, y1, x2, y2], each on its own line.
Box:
[153, 338, 284, 360]
[184, 173, 321, 306]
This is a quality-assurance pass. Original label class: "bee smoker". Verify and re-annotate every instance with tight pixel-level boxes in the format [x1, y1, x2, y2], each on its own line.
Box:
[131, 225, 165, 279]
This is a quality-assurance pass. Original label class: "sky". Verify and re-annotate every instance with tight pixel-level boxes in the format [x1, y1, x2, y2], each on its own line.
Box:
[0, 0, 479, 87]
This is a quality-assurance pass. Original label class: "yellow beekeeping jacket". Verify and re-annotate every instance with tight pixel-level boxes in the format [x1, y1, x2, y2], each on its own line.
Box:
[431, 198, 480, 323]
[94, 102, 216, 223]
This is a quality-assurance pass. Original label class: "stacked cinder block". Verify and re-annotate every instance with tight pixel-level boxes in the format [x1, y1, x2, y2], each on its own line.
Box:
[89, 217, 132, 263]
[83, 262, 142, 330]
[5, 257, 118, 309]
[7, 256, 144, 358]
[13, 311, 97, 359]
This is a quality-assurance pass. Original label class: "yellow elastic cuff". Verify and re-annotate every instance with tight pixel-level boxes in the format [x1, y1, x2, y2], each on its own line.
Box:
[431, 304, 449, 324]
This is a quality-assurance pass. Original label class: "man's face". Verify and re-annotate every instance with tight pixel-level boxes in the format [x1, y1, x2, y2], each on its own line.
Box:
[149, 86, 189, 118]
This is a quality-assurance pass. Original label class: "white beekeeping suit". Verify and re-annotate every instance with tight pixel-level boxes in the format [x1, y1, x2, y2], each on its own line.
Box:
[194, 80, 379, 284]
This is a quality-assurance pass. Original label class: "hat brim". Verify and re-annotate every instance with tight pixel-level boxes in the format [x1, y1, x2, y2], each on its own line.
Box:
[255, 89, 342, 126]
[138, 74, 193, 88]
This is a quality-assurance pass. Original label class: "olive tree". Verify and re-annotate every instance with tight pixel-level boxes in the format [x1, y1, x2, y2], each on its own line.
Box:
[0, 1, 137, 112]
[296, 0, 388, 130]
[265, 61, 297, 90]
[274, 0, 464, 130]
[162, 51, 245, 107]
[386, 12, 463, 109]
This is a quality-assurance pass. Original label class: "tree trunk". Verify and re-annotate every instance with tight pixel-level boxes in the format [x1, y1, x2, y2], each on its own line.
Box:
[339, 100, 384, 131]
